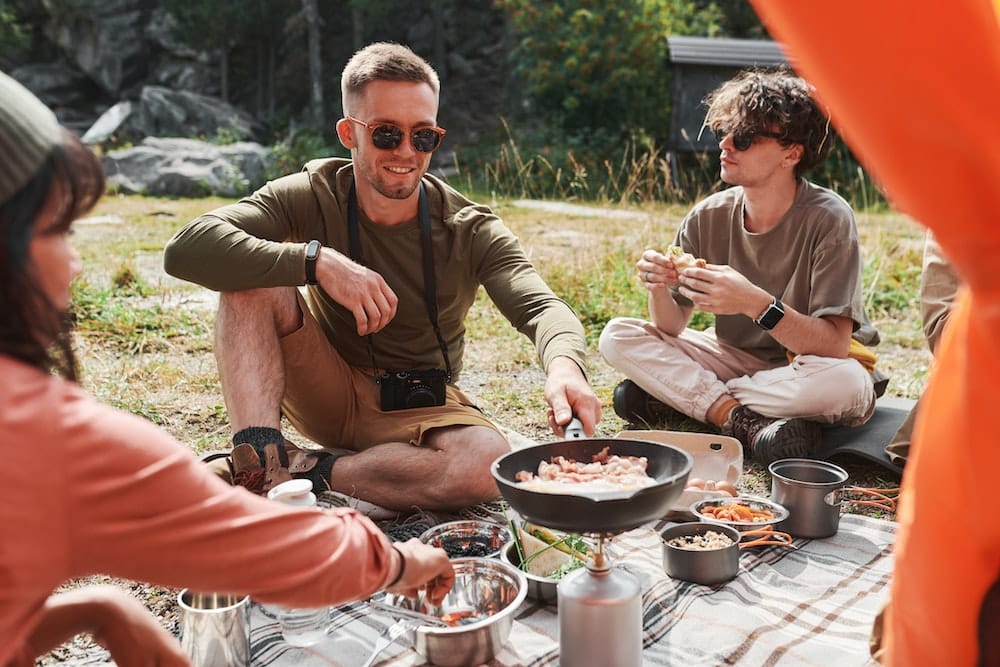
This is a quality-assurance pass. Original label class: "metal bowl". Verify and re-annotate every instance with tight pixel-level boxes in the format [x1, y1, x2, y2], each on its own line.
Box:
[690, 495, 789, 531]
[419, 520, 512, 559]
[386, 557, 528, 666]
[499, 541, 560, 604]
[660, 522, 741, 585]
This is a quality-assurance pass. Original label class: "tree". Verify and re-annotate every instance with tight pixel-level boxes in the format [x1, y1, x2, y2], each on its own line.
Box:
[161, 1, 243, 102]
[0, 4, 30, 56]
[301, 0, 323, 127]
[163, 0, 294, 119]
[494, 0, 725, 145]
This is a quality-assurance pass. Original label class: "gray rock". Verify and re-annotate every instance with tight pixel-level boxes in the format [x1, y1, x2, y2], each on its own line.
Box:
[129, 86, 264, 142]
[82, 101, 133, 145]
[101, 137, 274, 198]
[41, 0, 160, 95]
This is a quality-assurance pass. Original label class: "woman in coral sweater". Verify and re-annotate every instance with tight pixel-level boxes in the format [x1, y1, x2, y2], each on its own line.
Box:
[0, 70, 454, 667]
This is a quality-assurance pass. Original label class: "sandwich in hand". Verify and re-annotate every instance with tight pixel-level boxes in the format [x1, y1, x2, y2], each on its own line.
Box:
[668, 245, 707, 272]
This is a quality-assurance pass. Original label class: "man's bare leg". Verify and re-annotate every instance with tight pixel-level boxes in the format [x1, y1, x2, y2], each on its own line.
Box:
[215, 288, 511, 510]
[214, 287, 301, 433]
[328, 425, 511, 512]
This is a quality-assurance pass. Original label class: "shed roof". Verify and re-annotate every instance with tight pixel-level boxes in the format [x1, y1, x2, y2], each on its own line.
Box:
[667, 35, 792, 67]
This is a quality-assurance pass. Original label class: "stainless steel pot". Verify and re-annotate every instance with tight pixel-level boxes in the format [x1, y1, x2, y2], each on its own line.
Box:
[769, 458, 848, 538]
[387, 557, 527, 667]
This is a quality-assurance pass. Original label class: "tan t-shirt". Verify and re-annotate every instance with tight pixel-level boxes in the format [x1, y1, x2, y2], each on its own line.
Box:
[163, 158, 587, 378]
[669, 179, 878, 365]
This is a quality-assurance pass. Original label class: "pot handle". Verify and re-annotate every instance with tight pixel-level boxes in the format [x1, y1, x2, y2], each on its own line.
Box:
[564, 416, 585, 439]
[833, 486, 899, 512]
[738, 527, 795, 549]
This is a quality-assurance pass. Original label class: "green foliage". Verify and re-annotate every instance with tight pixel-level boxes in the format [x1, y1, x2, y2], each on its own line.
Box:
[71, 278, 213, 355]
[0, 5, 29, 51]
[494, 0, 723, 142]
[809, 137, 889, 211]
[265, 127, 347, 180]
[161, 1, 245, 50]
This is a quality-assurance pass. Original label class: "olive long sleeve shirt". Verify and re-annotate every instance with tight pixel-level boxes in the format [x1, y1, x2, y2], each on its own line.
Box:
[163, 158, 587, 377]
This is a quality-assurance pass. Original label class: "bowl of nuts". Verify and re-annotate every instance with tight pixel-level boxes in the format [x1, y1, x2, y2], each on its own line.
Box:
[660, 522, 741, 585]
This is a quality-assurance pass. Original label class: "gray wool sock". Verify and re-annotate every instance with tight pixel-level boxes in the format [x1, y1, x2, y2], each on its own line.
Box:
[232, 426, 288, 467]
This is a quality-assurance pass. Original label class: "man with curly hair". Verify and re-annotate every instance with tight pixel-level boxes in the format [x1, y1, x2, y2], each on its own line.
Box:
[600, 68, 880, 464]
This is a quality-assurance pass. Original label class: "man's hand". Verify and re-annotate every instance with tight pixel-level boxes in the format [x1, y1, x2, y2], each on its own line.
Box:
[676, 264, 771, 318]
[315, 247, 399, 335]
[544, 356, 602, 436]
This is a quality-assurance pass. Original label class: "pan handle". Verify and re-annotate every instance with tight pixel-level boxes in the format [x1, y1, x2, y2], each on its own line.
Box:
[564, 417, 585, 439]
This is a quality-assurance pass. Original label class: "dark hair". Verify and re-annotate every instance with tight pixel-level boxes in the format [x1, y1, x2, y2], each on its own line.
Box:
[0, 128, 105, 380]
[703, 68, 834, 177]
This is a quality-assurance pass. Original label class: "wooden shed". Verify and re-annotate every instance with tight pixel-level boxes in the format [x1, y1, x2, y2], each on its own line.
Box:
[666, 35, 792, 154]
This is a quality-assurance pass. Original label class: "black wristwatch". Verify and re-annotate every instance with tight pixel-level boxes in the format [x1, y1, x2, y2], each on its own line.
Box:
[304, 240, 321, 285]
[754, 297, 785, 330]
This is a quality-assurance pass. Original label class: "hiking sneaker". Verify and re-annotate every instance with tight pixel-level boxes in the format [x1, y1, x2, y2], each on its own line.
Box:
[200, 450, 234, 485]
[723, 405, 823, 464]
[229, 442, 291, 495]
[612, 379, 684, 425]
[319, 490, 401, 522]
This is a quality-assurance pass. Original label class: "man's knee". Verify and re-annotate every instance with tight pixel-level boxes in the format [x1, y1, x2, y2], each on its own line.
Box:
[598, 316, 643, 362]
[428, 427, 509, 504]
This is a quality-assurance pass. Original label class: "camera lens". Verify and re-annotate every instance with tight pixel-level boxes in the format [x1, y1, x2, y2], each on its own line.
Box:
[405, 386, 439, 409]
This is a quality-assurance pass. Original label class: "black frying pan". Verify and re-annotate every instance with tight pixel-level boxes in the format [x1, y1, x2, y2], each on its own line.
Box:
[491, 422, 692, 534]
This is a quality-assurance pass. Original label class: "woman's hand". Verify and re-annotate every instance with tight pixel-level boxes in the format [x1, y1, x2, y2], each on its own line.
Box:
[27, 585, 191, 666]
[386, 538, 456, 607]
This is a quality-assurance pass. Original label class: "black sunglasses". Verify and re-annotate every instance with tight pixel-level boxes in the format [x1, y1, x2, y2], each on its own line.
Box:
[713, 127, 786, 151]
[346, 116, 447, 153]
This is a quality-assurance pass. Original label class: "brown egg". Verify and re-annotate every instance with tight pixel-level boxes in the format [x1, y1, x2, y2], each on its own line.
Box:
[685, 477, 706, 490]
[714, 481, 738, 497]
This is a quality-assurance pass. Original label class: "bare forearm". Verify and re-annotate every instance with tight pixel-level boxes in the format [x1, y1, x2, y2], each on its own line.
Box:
[767, 307, 852, 358]
[648, 289, 691, 335]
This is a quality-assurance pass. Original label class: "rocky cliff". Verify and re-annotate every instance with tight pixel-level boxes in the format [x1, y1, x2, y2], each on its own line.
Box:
[2, 0, 512, 148]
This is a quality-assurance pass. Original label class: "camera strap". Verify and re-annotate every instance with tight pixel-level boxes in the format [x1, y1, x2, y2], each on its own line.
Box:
[346, 182, 453, 382]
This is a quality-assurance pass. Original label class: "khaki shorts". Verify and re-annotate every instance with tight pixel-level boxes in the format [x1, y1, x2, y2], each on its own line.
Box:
[279, 292, 503, 450]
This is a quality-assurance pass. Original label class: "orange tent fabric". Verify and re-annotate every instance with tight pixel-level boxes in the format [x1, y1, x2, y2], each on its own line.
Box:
[748, 1, 1000, 665]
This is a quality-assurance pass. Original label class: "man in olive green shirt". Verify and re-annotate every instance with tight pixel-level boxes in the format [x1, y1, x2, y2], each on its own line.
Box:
[164, 43, 600, 512]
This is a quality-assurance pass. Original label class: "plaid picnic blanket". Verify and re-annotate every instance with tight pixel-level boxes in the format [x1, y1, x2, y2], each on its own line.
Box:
[249, 513, 894, 666]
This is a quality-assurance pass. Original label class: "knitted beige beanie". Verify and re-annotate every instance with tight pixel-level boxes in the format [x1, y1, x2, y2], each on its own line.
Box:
[0, 70, 61, 206]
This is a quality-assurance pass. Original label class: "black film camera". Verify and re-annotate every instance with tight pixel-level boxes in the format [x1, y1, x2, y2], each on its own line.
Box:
[379, 369, 448, 411]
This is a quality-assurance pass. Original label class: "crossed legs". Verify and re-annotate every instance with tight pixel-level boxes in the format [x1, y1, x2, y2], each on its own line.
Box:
[214, 287, 510, 511]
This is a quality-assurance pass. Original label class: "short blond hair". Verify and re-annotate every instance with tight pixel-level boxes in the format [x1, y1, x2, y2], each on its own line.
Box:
[341, 42, 440, 115]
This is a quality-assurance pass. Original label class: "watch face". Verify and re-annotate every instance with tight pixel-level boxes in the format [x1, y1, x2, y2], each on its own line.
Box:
[758, 301, 784, 329]
[306, 240, 320, 260]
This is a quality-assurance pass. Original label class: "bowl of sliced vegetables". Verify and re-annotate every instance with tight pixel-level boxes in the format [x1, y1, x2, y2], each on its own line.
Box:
[690, 496, 789, 531]
[499, 522, 590, 604]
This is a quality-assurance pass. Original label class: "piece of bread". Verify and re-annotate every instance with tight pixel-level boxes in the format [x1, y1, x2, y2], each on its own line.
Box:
[668, 245, 707, 271]
[518, 529, 575, 577]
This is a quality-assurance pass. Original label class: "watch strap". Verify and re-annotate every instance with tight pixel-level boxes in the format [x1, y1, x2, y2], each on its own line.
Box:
[304, 240, 320, 285]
